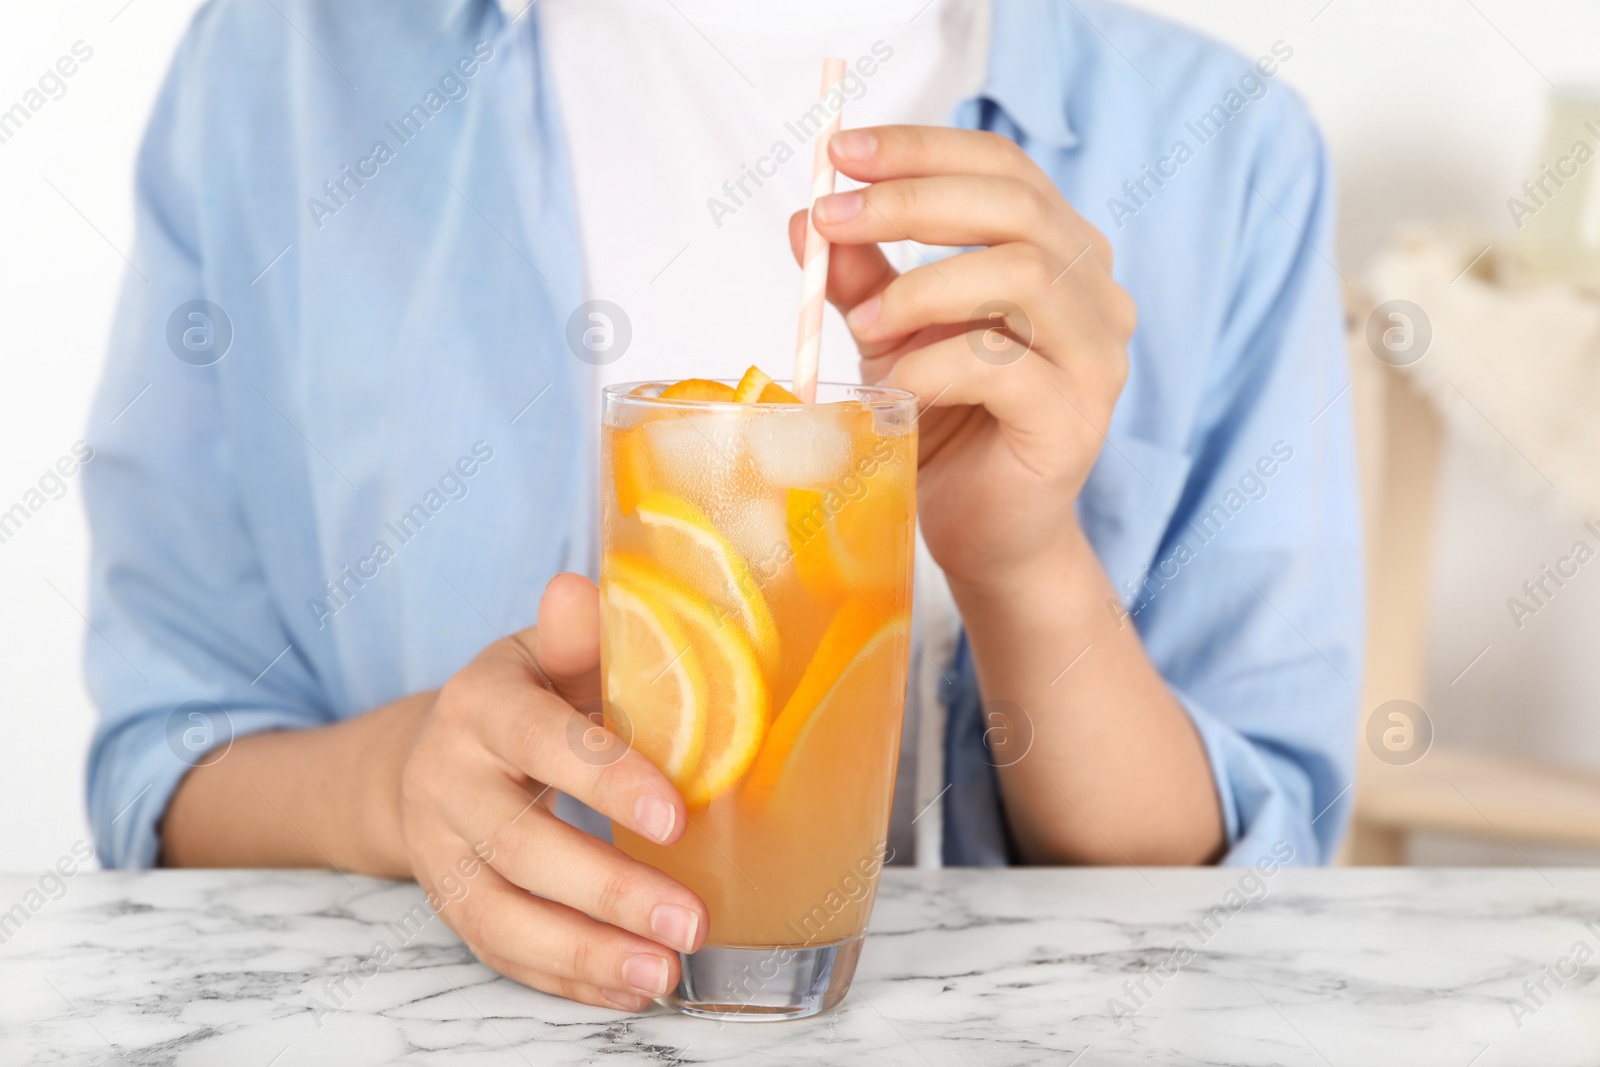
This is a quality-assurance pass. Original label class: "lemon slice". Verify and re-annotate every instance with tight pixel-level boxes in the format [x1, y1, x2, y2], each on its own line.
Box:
[602, 576, 706, 787]
[635, 490, 780, 672]
[610, 556, 768, 807]
[743, 596, 910, 808]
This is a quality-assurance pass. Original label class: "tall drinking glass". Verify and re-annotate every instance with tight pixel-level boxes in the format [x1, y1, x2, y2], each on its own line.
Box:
[599, 380, 916, 1019]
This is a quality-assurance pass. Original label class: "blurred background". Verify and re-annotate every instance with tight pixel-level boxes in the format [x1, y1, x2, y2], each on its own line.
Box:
[3, 0, 1599, 869]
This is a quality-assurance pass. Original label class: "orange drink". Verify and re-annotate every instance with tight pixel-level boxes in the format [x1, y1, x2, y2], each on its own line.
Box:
[599, 369, 916, 1019]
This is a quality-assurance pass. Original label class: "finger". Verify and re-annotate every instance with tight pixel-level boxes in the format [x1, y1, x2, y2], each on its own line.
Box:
[448, 864, 682, 1000]
[856, 321, 972, 383]
[877, 331, 1116, 444]
[829, 124, 1112, 269]
[535, 572, 601, 707]
[830, 125, 1056, 194]
[470, 683, 687, 847]
[787, 207, 897, 313]
[438, 775, 707, 955]
[845, 243, 1129, 367]
[487, 626, 550, 689]
[471, 944, 652, 1013]
[812, 176, 1092, 265]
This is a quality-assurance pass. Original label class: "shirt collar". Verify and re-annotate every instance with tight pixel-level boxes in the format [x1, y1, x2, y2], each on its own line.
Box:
[970, 0, 1079, 149]
[442, 0, 527, 29]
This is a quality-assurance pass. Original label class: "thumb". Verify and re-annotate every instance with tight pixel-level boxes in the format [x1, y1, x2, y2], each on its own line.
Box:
[534, 572, 601, 708]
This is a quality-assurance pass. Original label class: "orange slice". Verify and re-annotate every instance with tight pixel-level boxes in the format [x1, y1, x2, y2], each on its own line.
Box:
[602, 575, 706, 787]
[611, 427, 651, 515]
[733, 366, 774, 403]
[833, 471, 912, 591]
[661, 378, 737, 402]
[787, 488, 844, 600]
[610, 556, 768, 807]
[784, 453, 913, 599]
[758, 380, 801, 404]
[635, 490, 780, 672]
[743, 596, 909, 807]
[732, 366, 801, 404]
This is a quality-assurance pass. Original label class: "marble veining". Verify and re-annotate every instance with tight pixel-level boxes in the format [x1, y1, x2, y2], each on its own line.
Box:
[3, 867, 1597, 1065]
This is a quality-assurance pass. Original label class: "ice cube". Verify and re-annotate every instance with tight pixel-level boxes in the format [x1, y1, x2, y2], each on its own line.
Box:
[605, 384, 666, 431]
[746, 409, 851, 489]
[641, 410, 746, 490]
[712, 493, 790, 576]
[608, 402, 651, 431]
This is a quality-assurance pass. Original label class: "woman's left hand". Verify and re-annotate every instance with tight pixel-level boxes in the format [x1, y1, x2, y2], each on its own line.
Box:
[788, 125, 1136, 595]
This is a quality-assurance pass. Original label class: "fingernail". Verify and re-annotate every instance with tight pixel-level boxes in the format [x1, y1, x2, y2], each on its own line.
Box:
[847, 294, 882, 333]
[650, 903, 700, 953]
[603, 989, 649, 1012]
[832, 129, 878, 161]
[812, 191, 862, 224]
[634, 794, 676, 843]
[623, 953, 673, 997]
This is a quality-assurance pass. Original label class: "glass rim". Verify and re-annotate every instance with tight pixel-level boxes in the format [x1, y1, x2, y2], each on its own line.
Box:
[602, 379, 918, 411]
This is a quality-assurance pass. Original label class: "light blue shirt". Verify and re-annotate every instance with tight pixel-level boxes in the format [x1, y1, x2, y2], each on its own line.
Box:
[85, 0, 1362, 870]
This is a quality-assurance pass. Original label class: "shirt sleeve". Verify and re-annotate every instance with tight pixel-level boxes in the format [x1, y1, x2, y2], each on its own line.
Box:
[1126, 105, 1362, 867]
[83, 17, 330, 868]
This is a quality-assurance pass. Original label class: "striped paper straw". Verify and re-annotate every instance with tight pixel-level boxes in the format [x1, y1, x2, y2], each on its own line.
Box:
[793, 57, 848, 404]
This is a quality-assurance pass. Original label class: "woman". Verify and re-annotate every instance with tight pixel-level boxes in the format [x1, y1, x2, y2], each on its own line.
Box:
[85, 0, 1360, 1011]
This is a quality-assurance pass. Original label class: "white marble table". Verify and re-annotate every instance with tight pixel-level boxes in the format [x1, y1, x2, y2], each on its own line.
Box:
[3, 867, 1597, 1065]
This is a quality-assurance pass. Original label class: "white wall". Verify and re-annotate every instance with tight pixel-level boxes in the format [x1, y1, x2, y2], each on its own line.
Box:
[2, 0, 1596, 869]
[1135, 0, 1600, 864]
[1134, 1, 1600, 266]
[0, 1, 207, 871]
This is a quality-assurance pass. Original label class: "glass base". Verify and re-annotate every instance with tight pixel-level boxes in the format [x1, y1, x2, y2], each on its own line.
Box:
[667, 935, 864, 1021]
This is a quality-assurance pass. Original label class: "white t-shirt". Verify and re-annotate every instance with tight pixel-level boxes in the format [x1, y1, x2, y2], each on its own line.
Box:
[541, 0, 987, 864]
[541, 0, 989, 393]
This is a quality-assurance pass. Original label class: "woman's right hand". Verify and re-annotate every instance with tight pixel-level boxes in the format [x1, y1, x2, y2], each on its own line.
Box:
[397, 572, 707, 1010]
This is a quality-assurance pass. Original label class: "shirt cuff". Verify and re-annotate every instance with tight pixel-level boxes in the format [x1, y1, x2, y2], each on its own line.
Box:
[1172, 685, 1337, 867]
[88, 707, 320, 868]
